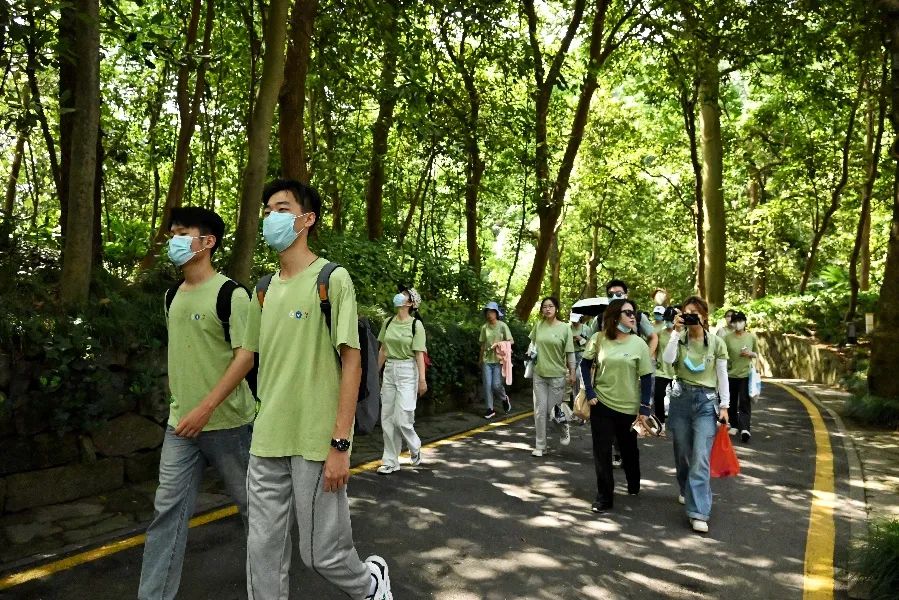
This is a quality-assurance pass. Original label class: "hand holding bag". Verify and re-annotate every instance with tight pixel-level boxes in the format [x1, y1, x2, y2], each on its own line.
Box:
[710, 423, 740, 478]
[573, 389, 591, 422]
[523, 342, 537, 379]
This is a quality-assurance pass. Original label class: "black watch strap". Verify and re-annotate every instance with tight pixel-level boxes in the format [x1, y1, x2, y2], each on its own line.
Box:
[330, 438, 351, 452]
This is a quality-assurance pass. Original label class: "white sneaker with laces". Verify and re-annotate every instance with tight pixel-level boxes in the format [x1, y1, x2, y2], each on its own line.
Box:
[560, 426, 571, 446]
[690, 519, 709, 533]
[365, 555, 392, 600]
[678, 494, 685, 505]
[376, 464, 400, 475]
[531, 449, 544, 457]
[410, 451, 422, 466]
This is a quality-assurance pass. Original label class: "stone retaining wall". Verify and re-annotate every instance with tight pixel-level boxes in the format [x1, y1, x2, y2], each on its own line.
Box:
[754, 331, 851, 386]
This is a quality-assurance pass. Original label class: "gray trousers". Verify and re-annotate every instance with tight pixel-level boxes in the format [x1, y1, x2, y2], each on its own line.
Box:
[532, 374, 569, 451]
[246, 454, 371, 599]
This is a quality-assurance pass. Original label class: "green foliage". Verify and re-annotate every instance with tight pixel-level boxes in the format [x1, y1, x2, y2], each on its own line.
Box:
[845, 394, 899, 429]
[853, 519, 899, 600]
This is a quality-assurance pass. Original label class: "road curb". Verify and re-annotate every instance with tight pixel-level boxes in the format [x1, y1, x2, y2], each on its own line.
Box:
[774, 379, 869, 599]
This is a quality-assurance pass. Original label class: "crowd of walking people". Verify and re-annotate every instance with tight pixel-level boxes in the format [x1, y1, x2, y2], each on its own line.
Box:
[142, 177, 762, 599]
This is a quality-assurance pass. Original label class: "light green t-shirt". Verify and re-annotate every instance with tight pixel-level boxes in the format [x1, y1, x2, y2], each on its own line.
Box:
[166, 273, 256, 431]
[724, 331, 758, 378]
[582, 333, 652, 415]
[243, 259, 360, 460]
[674, 332, 728, 388]
[529, 320, 575, 378]
[654, 323, 677, 379]
[571, 323, 593, 352]
[479, 321, 512, 363]
[378, 317, 427, 360]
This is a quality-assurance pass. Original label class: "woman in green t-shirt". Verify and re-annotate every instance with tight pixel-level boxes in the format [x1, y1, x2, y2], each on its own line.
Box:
[479, 301, 513, 419]
[661, 296, 730, 534]
[528, 297, 576, 457]
[580, 299, 654, 513]
[376, 288, 428, 475]
[723, 311, 759, 443]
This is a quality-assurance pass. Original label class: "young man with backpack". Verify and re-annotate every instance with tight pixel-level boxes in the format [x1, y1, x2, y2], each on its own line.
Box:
[240, 179, 392, 600]
[138, 207, 256, 600]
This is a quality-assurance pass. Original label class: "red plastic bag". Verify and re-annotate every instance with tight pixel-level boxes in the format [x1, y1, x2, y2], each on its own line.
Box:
[710, 423, 740, 478]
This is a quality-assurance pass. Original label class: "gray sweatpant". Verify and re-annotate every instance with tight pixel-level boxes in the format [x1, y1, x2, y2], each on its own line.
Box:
[246, 454, 371, 599]
[532, 374, 569, 451]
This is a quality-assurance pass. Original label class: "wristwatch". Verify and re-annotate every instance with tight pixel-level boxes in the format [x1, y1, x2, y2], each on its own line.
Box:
[330, 438, 351, 452]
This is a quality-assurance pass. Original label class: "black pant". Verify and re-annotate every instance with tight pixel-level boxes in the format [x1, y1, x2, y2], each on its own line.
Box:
[653, 376, 672, 424]
[590, 401, 640, 507]
[728, 377, 751, 432]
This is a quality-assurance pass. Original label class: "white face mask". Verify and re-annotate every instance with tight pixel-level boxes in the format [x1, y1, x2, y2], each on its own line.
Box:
[734, 321, 746, 332]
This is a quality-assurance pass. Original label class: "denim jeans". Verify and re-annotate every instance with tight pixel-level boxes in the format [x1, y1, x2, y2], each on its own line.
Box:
[138, 424, 251, 600]
[667, 381, 720, 522]
[482, 362, 508, 410]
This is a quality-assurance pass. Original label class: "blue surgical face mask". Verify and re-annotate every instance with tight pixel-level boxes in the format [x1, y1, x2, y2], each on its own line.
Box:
[263, 211, 308, 252]
[617, 323, 632, 334]
[683, 355, 706, 373]
[653, 313, 664, 321]
[167, 235, 204, 267]
[392, 293, 408, 308]
[611, 292, 627, 300]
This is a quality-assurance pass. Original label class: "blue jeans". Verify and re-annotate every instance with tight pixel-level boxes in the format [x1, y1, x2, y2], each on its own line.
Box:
[138, 424, 251, 600]
[667, 381, 719, 521]
[482, 362, 508, 410]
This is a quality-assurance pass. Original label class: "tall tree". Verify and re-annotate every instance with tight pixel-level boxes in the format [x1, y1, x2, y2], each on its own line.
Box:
[229, 0, 291, 283]
[59, 0, 100, 307]
[869, 0, 899, 400]
[514, 0, 638, 320]
[279, 0, 317, 181]
[141, 0, 215, 268]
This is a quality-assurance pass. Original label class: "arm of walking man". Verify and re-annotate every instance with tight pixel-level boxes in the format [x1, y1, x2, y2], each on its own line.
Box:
[175, 348, 255, 438]
[324, 344, 361, 493]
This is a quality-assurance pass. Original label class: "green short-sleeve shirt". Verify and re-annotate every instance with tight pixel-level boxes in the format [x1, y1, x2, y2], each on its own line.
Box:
[378, 317, 426, 360]
[479, 321, 512, 363]
[723, 331, 758, 378]
[243, 259, 360, 459]
[654, 324, 677, 379]
[675, 332, 728, 388]
[166, 273, 256, 431]
[582, 333, 652, 415]
[529, 320, 575, 378]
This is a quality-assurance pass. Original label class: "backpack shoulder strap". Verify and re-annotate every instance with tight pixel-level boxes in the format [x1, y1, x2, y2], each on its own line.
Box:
[255, 273, 275, 308]
[164, 280, 184, 316]
[317, 262, 341, 334]
[216, 279, 249, 343]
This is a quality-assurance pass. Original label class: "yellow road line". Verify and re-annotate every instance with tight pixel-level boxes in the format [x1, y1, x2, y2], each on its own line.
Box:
[0, 410, 533, 590]
[774, 382, 836, 600]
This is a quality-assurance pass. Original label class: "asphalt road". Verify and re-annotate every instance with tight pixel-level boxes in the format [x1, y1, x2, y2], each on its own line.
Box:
[4, 384, 851, 599]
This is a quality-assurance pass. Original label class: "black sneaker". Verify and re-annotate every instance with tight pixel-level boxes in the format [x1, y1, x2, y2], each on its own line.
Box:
[484, 409, 496, 419]
[502, 398, 512, 413]
[741, 430, 751, 443]
[591, 501, 613, 513]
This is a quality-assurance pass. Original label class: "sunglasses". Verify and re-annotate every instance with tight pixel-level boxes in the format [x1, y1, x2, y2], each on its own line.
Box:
[621, 309, 636, 317]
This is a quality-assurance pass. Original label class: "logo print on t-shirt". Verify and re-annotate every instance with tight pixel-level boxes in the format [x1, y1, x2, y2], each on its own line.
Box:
[289, 310, 306, 320]
[192, 313, 203, 321]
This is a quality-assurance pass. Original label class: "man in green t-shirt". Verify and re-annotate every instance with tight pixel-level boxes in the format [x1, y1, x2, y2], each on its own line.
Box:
[237, 179, 391, 600]
[139, 207, 256, 600]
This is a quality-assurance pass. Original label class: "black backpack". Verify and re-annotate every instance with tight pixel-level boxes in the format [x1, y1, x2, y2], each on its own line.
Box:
[255, 262, 381, 435]
[164, 279, 260, 399]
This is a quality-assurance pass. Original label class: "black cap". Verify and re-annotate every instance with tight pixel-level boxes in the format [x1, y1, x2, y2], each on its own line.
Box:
[731, 311, 747, 323]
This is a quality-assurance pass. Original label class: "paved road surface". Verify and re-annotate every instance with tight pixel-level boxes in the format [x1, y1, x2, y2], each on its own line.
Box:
[3, 384, 851, 599]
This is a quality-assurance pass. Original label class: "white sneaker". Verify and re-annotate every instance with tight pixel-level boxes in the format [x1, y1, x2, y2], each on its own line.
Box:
[376, 464, 400, 475]
[612, 455, 622, 468]
[678, 494, 685, 505]
[410, 450, 422, 466]
[560, 426, 571, 446]
[690, 519, 709, 533]
[365, 555, 392, 600]
[728, 427, 738, 436]
[531, 449, 544, 457]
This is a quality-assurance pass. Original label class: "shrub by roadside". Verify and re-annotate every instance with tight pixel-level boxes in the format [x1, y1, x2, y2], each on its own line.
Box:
[853, 519, 899, 600]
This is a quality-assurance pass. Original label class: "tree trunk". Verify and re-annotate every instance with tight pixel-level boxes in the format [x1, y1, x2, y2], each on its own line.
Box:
[92, 127, 104, 267]
[586, 222, 600, 296]
[279, 0, 317, 181]
[869, 0, 899, 399]
[747, 172, 768, 299]
[516, 0, 616, 320]
[365, 0, 399, 241]
[680, 79, 705, 297]
[58, 1, 78, 239]
[549, 234, 561, 300]
[799, 74, 863, 293]
[699, 59, 724, 308]
[848, 66, 886, 322]
[228, 0, 291, 284]
[319, 85, 342, 231]
[398, 148, 435, 248]
[3, 112, 27, 226]
[141, 0, 215, 269]
[59, 0, 99, 308]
